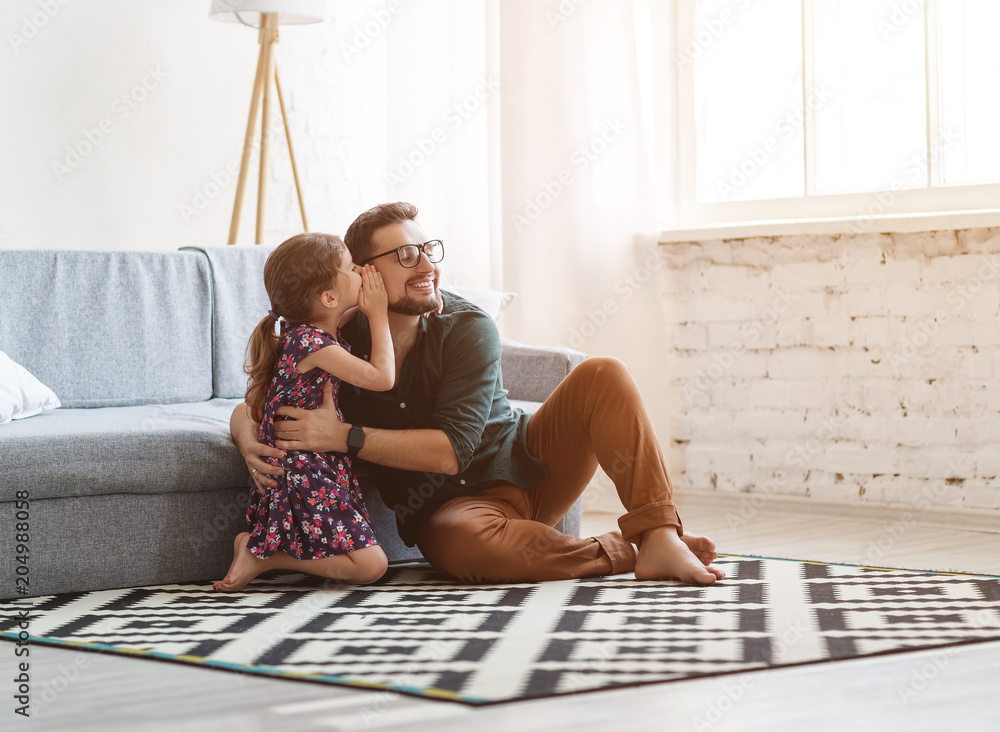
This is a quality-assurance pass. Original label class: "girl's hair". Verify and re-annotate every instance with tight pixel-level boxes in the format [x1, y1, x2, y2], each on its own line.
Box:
[245, 232, 346, 421]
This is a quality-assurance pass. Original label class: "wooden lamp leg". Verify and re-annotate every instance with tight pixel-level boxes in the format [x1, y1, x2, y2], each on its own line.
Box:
[227, 13, 307, 245]
[255, 13, 278, 246]
[275, 66, 309, 232]
[227, 18, 268, 245]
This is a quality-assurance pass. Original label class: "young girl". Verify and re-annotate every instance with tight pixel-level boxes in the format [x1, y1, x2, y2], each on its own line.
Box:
[214, 232, 394, 591]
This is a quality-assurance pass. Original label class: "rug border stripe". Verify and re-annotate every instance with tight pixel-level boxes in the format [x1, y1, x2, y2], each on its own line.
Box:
[715, 553, 1000, 578]
[0, 632, 487, 704]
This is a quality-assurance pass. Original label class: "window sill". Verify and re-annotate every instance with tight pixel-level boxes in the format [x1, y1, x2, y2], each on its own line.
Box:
[658, 209, 1000, 244]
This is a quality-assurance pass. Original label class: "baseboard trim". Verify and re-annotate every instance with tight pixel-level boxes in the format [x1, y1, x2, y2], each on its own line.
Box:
[673, 489, 1000, 535]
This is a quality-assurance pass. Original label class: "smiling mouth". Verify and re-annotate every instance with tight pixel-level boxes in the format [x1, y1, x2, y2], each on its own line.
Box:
[407, 278, 436, 292]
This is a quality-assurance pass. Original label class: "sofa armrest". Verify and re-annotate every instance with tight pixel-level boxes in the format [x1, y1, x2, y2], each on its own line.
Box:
[500, 338, 588, 403]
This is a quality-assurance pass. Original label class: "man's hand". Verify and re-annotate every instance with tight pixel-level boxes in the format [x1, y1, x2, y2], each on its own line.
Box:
[422, 294, 445, 318]
[274, 380, 349, 452]
[232, 406, 285, 493]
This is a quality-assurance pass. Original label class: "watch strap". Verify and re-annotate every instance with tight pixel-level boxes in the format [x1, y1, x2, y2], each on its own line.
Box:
[347, 424, 365, 456]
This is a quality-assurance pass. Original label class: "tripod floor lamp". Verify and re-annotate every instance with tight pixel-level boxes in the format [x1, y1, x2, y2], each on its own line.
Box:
[209, 0, 324, 245]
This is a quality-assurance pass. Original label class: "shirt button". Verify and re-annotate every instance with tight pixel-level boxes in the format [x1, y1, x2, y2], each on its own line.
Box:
[399, 402, 406, 408]
[460, 479, 466, 485]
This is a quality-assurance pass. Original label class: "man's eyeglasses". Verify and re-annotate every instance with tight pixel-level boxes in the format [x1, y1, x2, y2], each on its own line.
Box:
[363, 240, 445, 268]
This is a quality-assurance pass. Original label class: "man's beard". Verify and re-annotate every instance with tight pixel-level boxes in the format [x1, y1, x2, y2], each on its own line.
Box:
[388, 288, 442, 316]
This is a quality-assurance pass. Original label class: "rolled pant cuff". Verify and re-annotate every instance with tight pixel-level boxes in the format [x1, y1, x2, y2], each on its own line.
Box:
[618, 500, 683, 544]
[594, 531, 636, 575]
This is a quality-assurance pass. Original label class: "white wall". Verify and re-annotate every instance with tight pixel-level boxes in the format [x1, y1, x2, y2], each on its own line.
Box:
[0, 0, 388, 251]
[664, 227, 1000, 513]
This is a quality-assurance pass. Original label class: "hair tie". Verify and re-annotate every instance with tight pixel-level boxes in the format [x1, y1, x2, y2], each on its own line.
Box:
[266, 309, 289, 336]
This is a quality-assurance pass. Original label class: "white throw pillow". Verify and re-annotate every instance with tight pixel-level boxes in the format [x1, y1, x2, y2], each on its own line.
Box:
[0, 350, 61, 424]
[441, 286, 517, 320]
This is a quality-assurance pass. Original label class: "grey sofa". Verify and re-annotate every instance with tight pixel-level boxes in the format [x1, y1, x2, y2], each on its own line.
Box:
[0, 246, 586, 599]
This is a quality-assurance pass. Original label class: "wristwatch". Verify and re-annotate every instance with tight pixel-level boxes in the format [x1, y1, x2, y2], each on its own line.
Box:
[346, 424, 365, 456]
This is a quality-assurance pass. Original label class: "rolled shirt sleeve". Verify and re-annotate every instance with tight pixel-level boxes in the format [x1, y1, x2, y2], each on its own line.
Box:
[430, 310, 501, 472]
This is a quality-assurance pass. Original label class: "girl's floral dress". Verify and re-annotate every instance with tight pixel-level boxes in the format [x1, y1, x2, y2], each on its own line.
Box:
[246, 324, 379, 559]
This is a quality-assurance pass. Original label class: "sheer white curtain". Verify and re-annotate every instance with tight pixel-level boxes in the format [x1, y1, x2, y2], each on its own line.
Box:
[385, 1, 673, 512]
[383, 0, 498, 291]
[498, 0, 671, 511]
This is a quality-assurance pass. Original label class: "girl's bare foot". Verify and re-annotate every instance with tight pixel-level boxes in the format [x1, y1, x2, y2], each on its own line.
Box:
[213, 532, 267, 591]
[634, 527, 726, 585]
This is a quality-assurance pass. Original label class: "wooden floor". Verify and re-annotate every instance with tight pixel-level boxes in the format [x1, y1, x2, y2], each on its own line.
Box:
[6, 499, 1000, 732]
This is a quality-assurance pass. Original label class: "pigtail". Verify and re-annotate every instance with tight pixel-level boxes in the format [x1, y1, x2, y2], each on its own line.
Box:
[244, 316, 285, 423]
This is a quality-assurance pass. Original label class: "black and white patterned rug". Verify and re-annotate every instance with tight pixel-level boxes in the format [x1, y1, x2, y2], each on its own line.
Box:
[2, 556, 999, 704]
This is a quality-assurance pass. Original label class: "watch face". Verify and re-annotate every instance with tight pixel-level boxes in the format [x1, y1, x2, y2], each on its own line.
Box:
[348, 426, 364, 450]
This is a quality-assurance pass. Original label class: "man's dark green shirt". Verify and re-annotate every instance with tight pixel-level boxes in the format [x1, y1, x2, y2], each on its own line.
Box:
[339, 291, 546, 546]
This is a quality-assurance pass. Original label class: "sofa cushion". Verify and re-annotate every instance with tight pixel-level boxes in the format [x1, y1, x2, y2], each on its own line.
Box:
[0, 398, 247, 502]
[439, 286, 516, 320]
[0, 349, 61, 423]
[0, 249, 213, 407]
[501, 338, 588, 403]
[181, 246, 275, 399]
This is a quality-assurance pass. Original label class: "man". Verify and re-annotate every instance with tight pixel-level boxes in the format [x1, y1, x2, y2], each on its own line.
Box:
[231, 202, 725, 585]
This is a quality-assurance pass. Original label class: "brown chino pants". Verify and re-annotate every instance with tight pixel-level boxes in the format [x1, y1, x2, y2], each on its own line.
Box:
[416, 357, 682, 583]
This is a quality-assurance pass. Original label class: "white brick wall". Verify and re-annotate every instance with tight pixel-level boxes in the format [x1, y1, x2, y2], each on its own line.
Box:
[663, 227, 1000, 512]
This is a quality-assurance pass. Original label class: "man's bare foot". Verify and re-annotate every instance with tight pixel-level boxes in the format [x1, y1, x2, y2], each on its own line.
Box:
[634, 527, 726, 585]
[681, 534, 718, 566]
[213, 532, 267, 591]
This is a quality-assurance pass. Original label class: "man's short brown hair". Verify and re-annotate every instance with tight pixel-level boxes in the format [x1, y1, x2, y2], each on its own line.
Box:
[344, 202, 419, 264]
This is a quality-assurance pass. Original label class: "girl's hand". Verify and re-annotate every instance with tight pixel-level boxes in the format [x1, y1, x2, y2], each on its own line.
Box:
[358, 265, 388, 319]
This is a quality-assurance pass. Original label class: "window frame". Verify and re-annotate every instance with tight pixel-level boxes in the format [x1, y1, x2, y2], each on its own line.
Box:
[667, 0, 1000, 235]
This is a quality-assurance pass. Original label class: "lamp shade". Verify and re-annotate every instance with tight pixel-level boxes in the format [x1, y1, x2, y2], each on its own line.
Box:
[209, 0, 325, 24]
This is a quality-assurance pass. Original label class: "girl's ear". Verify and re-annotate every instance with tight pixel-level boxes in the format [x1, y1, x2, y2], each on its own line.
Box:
[319, 289, 338, 309]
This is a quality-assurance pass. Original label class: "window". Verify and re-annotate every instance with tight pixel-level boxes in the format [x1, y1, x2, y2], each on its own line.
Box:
[671, 0, 1000, 230]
